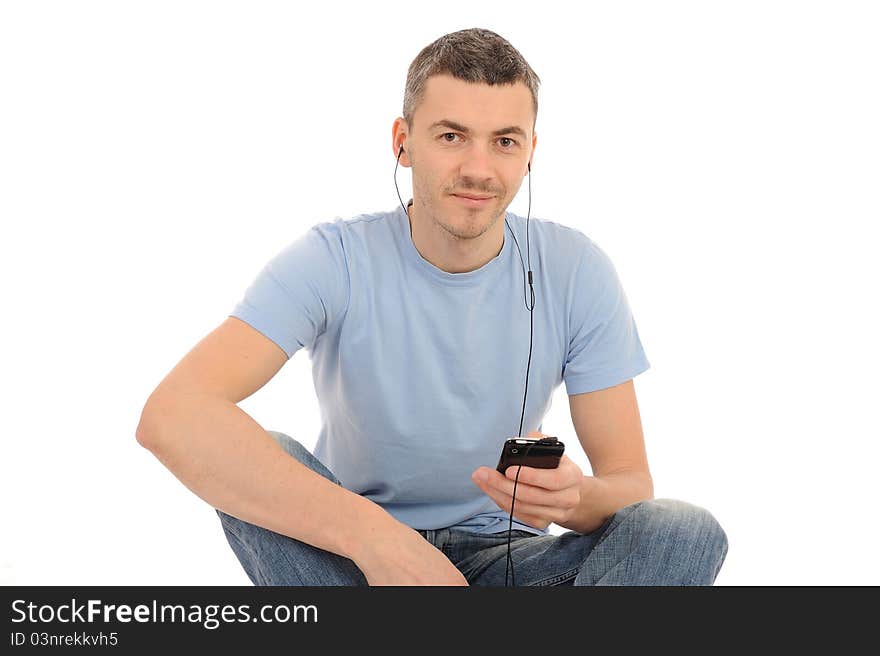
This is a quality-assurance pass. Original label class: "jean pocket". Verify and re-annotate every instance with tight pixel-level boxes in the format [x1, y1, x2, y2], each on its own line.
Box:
[454, 529, 535, 540]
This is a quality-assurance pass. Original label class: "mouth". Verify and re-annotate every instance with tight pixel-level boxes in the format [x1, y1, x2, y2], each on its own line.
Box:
[451, 193, 494, 207]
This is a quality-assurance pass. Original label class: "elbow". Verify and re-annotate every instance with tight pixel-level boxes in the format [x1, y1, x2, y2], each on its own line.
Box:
[135, 423, 154, 450]
[135, 386, 181, 450]
[135, 400, 164, 451]
[135, 419, 157, 451]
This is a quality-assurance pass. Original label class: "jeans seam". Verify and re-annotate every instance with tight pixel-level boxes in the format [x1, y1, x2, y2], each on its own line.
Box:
[221, 517, 269, 586]
[533, 566, 580, 586]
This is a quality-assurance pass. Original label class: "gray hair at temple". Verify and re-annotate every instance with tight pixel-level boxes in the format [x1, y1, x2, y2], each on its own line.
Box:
[402, 28, 541, 132]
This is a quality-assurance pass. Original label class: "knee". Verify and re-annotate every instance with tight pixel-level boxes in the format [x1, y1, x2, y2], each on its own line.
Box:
[638, 498, 728, 558]
[263, 430, 342, 486]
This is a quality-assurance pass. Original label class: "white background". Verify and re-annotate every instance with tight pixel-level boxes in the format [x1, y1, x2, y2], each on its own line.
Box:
[1, 1, 877, 586]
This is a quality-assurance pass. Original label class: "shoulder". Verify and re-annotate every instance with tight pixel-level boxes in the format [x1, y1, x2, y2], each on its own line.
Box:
[269, 207, 397, 263]
[505, 211, 608, 274]
[305, 207, 400, 250]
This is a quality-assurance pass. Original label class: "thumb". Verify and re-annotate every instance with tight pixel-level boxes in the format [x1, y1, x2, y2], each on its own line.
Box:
[527, 430, 546, 438]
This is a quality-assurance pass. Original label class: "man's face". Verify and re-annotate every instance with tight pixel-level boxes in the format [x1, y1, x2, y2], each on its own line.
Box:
[394, 74, 536, 241]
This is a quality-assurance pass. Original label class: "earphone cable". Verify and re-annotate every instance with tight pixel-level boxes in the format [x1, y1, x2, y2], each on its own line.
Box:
[394, 145, 536, 587]
[504, 161, 534, 586]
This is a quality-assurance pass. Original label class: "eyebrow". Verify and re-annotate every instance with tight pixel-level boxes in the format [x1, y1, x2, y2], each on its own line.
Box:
[428, 119, 528, 139]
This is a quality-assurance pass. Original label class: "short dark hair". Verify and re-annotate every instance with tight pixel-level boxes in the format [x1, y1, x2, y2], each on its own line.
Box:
[402, 28, 541, 132]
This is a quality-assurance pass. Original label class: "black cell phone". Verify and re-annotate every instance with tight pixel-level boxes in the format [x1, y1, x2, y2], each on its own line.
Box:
[496, 437, 565, 474]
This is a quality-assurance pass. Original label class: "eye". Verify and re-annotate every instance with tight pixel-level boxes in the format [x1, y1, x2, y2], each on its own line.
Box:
[440, 132, 518, 149]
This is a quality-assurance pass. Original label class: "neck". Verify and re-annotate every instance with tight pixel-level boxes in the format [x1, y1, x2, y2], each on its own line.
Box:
[406, 199, 505, 274]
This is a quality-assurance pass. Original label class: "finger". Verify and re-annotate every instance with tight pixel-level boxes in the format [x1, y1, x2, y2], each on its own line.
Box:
[482, 484, 566, 523]
[503, 464, 556, 489]
[471, 470, 548, 513]
[499, 466, 571, 499]
[503, 456, 580, 490]
[482, 469, 569, 508]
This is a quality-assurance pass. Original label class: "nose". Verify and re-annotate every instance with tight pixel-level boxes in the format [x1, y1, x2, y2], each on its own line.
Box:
[457, 142, 496, 188]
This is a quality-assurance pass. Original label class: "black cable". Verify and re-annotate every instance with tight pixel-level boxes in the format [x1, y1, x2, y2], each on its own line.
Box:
[503, 158, 533, 586]
[394, 144, 535, 587]
[504, 439, 536, 587]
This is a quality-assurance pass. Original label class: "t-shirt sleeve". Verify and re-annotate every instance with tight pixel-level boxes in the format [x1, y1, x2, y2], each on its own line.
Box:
[563, 238, 651, 395]
[228, 224, 350, 360]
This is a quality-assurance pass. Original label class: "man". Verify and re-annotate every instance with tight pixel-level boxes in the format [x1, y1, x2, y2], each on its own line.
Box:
[136, 28, 728, 586]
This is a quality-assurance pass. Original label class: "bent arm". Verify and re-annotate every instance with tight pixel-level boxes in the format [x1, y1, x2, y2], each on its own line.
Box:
[136, 392, 400, 563]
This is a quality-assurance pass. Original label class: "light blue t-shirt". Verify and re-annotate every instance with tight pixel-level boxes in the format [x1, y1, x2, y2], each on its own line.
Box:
[229, 199, 650, 536]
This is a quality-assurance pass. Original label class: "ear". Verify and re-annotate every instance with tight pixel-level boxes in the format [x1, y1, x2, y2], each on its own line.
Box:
[396, 141, 411, 167]
[392, 116, 411, 166]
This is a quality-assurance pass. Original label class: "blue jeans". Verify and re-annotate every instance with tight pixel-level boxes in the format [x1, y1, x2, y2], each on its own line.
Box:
[216, 431, 729, 586]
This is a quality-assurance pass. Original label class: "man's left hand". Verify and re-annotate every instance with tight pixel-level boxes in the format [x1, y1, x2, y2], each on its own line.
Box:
[470, 431, 584, 531]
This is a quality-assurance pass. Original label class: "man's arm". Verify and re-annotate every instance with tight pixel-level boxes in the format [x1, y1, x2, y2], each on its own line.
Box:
[137, 390, 397, 562]
[557, 379, 654, 534]
[136, 317, 468, 584]
[135, 317, 396, 562]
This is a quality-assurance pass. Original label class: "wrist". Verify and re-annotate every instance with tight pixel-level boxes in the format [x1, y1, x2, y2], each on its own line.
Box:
[343, 496, 408, 564]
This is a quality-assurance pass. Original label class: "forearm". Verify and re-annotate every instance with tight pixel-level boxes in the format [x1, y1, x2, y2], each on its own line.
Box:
[557, 470, 654, 535]
[136, 392, 401, 562]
